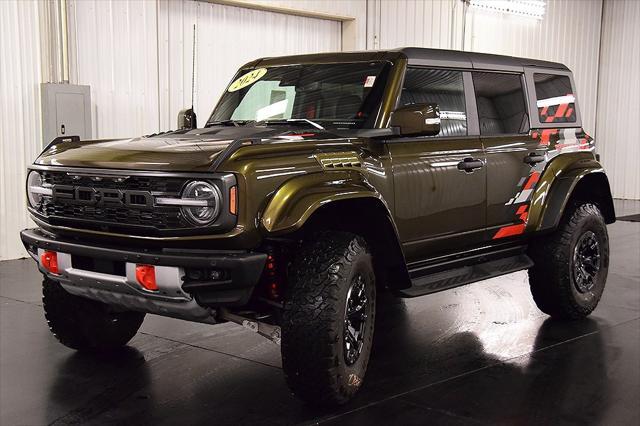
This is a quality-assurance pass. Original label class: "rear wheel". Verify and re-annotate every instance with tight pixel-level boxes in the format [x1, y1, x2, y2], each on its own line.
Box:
[43, 278, 145, 351]
[281, 232, 376, 405]
[528, 203, 609, 319]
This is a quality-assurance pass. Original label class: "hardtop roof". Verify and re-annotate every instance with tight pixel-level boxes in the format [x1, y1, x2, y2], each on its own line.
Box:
[250, 47, 569, 73]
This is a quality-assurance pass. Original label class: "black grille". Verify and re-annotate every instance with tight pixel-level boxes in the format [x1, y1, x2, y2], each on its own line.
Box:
[40, 171, 186, 193]
[40, 200, 183, 229]
[34, 170, 192, 234]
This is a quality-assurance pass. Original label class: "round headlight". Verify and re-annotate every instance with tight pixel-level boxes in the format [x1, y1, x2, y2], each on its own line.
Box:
[27, 171, 44, 207]
[180, 181, 221, 226]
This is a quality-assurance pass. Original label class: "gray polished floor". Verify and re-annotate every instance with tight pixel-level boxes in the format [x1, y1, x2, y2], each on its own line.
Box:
[1, 200, 638, 425]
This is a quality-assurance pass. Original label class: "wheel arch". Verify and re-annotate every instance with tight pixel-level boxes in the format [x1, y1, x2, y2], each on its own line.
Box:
[528, 155, 616, 233]
[260, 171, 410, 290]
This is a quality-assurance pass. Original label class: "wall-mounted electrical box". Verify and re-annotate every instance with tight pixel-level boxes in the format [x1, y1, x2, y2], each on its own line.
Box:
[41, 83, 92, 147]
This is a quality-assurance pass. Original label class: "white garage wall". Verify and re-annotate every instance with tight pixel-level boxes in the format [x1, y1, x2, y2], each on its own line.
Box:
[157, 0, 341, 130]
[464, 0, 603, 137]
[596, 0, 640, 200]
[373, 0, 602, 136]
[68, 0, 341, 139]
[0, 1, 42, 261]
[68, 0, 160, 139]
[2, 0, 639, 261]
[373, 0, 463, 50]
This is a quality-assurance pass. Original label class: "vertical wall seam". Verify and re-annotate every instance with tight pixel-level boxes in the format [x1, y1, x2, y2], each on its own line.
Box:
[593, 0, 606, 141]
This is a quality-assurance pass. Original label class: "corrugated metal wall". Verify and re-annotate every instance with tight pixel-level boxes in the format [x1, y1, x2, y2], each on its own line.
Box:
[157, 0, 341, 130]
[596, 0, 640, 200]
[373, 0, 602, 136]
[69, 0, 160, 138]
[464, 0, 603, 137]
[0, 1, 42, 260]
[2, 0, 639, 260]
[69, 0, 340, 139]
[373, 0, 463, 50]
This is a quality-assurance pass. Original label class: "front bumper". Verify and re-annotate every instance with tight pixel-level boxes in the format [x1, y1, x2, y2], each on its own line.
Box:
[20, 228, 267, 322]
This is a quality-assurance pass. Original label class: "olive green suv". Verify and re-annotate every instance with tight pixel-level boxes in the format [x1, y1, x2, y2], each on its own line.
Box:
[21, 48, 615, 405]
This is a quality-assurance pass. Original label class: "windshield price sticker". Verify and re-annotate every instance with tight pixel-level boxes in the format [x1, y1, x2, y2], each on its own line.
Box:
[228, 68, 268, 92]
[364, 76, 376, 88]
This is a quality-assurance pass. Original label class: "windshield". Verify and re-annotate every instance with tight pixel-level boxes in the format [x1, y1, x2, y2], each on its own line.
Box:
[207, 62, 391, 129]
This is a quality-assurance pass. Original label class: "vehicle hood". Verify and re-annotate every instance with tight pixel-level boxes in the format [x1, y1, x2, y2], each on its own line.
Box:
[35, 126, 345, 172]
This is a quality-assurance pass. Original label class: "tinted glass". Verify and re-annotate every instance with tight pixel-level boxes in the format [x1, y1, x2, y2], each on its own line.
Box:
[208, 62, 390, 129]
[472, 72, 529, 135]
[400, 68, 467, 137]
[534, 73, 576, 123]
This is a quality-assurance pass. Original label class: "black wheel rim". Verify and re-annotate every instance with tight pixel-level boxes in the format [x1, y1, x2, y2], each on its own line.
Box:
[572, 230, 601, 293]
[343, 274, 368, 366]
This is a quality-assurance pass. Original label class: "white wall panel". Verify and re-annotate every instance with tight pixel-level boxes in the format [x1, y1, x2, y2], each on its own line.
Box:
[375, 0, 463, 50]
[70, 0, 341, 136]
[0, 1, 42, 260]
[69, 0, 161, 139]
[596, 0, 640, 200]
[258, 0, 367, 49]
[157, 0, 341, 129]
[465, 0, 603, 137]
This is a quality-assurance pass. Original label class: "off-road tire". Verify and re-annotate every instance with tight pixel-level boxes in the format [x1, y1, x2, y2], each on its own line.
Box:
[282, 232, 376, 405]
[528, 203, 609, 320]
[43, 278, 145, 351]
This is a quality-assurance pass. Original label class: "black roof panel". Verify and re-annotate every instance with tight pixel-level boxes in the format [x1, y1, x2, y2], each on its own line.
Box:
[398, 47, 568, 71]
[250, 47, 569, 73]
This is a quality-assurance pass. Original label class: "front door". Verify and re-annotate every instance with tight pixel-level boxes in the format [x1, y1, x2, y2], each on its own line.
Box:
[387, 68, 486, 263]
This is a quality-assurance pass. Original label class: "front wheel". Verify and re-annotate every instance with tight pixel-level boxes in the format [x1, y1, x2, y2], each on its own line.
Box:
[43, 278, 146, 351]
[281, 232, 376, 405]
[528, 203, 610, 320]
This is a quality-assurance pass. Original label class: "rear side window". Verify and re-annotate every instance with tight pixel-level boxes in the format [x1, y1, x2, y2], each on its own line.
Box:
[534, 73, 576, 123]
[400, 68, 467, 137]
[472, 72, 529, 135]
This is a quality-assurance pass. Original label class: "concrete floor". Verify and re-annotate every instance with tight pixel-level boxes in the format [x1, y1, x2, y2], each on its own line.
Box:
[1, 200, 639, 425]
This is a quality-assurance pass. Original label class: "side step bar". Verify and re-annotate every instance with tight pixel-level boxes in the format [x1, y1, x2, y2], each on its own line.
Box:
[398, 253, 533, 298]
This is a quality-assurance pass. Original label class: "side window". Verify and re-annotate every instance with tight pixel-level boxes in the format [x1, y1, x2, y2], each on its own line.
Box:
[472, 72, 529, 135]
[400, 68, 467, 137]
[534, 73, 576, 123]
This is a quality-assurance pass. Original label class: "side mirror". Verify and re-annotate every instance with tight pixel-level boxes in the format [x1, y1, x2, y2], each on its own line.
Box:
[177, 108, 197, 130]
[389, 103, 440, 136]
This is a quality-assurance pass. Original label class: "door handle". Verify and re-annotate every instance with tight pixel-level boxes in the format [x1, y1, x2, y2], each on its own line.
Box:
[457, 158, 484, 172]
[524, 153, 545, 165]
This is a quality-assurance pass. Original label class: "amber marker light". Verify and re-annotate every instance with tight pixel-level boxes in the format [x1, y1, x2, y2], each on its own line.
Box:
[229, 186, 238, 215]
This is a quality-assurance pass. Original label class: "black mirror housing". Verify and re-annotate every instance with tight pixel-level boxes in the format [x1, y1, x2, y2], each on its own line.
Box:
[178, 108, 197, 130]
[389, 103, 440, 137]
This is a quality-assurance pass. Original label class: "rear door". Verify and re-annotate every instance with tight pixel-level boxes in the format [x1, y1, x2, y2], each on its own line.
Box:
[387, 68, 486, 263]
[471, 71, 544, 240]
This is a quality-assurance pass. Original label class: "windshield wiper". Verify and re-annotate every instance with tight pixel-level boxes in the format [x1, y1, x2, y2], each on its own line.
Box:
[258, 118, 325, 130]
[205, 120, 249, 127]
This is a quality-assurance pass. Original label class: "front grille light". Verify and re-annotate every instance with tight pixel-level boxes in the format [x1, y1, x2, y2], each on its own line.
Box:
[156, 180, 221, 226]
[27, 171, 52, 207]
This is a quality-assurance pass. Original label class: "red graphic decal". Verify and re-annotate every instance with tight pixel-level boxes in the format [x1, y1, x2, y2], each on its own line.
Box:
[555, 103, 569, 118]
[523, 172, 540, 190]
[540, 129, 558, 145]
[516, 205, 528, 215]
[493, 223, 526, 239]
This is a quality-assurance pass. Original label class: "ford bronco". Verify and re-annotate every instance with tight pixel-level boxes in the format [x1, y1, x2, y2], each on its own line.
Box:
[21, 48, 615, 405]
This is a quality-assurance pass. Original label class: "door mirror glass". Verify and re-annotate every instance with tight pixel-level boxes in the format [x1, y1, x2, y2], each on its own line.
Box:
[390, 103, 440, 136]
[178, 108, 197, 130]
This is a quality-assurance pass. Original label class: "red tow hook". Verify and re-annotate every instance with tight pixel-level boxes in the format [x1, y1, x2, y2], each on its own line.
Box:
[135, 264, 158, 291]
[41, 251, 59, 274]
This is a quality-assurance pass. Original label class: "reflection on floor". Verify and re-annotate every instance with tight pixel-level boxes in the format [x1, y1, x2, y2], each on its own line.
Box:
[1, 200, 638, 425]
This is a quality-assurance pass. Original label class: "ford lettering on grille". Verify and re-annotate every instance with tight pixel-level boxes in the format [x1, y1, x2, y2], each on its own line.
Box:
[51, 185, 153, 208]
